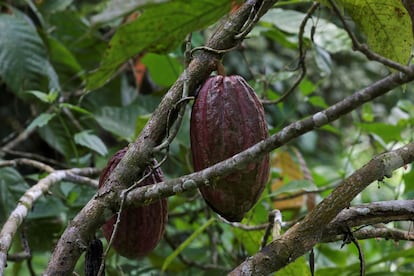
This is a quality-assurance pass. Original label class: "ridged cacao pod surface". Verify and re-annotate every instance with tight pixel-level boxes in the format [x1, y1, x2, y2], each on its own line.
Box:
[190, 75, 270, 222]
[99, 148, 167, 259]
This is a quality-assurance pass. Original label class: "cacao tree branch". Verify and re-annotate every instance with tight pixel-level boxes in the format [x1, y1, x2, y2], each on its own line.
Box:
[0, 158, 55, 172]
[333, 226, 414, 243]
[322, 200, 414, 236]
[0, 148, 69, 168]
[125, 67, 414, 206]
[0, 167, 99, 275]
[218, 200, 414, 243]
[44, 0, 414, 273]
[126, 62, 412, 276]
[44, 1, 279, 274]
[228, 143, 414, 275]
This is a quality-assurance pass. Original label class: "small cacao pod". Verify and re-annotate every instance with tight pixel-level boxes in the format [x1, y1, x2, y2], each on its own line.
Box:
[190, 75, 270, 222]
[85, 238, 104, 276]
[99, 148, 167, 259]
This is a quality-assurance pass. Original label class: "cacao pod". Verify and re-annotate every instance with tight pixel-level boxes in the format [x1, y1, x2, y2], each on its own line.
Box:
[99, 148, 168, 259]
[85, 238, 104, 276]
[190, 75, 270, 222]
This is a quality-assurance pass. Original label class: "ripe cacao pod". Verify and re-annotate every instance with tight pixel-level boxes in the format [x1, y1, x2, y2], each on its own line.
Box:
[190, 75, 270, 222]
[99, 148, 167, 259]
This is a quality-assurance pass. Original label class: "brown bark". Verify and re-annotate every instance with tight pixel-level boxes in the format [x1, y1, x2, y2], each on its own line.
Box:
[229, 144, 414, 275]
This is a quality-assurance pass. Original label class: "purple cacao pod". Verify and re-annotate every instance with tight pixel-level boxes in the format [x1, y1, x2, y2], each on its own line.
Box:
[99, 148, 167, 259]
[190, 75, 270, 222]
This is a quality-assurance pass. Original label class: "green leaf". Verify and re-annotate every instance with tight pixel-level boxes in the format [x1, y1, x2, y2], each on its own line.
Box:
[74, 130, 108, 156]
[233, 224, 264, 255]
[28, 196, 68, 219]
[274, 256, 312, 276]
[25, 90, 59, 103]
[307, 95, 328, 109]
[27, 113, 56, 131]
[362, 103, 374, 122]
[0, 11, 60, 94]
[134, 114, 151, 138]
[36, 0, 74, 13]
[261, 8, 352, 52]
[299, 78, 316, 96]
[46, 36, 84, 77]
[87, 0, 233, 90]
[37, 117, 76, 157]
[312, 44, 332, 76]
[94, 105, 146, 141]
[161, 218, 215, 272]
[357, 122, 403, 143]
[141, 53, 183, 87]
[59, 103, 92, 116]
[337, 0, 413, 64]
[25, 90, 51, 103]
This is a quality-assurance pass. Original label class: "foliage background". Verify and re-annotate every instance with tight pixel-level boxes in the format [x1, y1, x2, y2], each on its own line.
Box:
[1, 0, 414, 275]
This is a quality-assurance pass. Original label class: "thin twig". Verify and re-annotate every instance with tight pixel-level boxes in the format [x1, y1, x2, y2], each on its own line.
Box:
[153, 34, 193, 153]
[262, 2, 320, 105]
[0, 148, 69, 169]
[65, 173, 99, 188]
[309, 248, 315, 276]
[190, 45, 241, 57]
[217, 215, 268, 231]
[260, 210, 281, 249]
[0, 158, 55, 173]
[271, 183, 338, 202]
[0, 127, 37, 158]
[342, 229, 365, 276]
[235, 0, 266, 40]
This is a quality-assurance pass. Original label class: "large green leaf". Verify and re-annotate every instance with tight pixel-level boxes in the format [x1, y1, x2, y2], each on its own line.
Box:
[0, 11, 60, 94]
[336, 0, 413, 65]
[87, 0, 233, 90]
